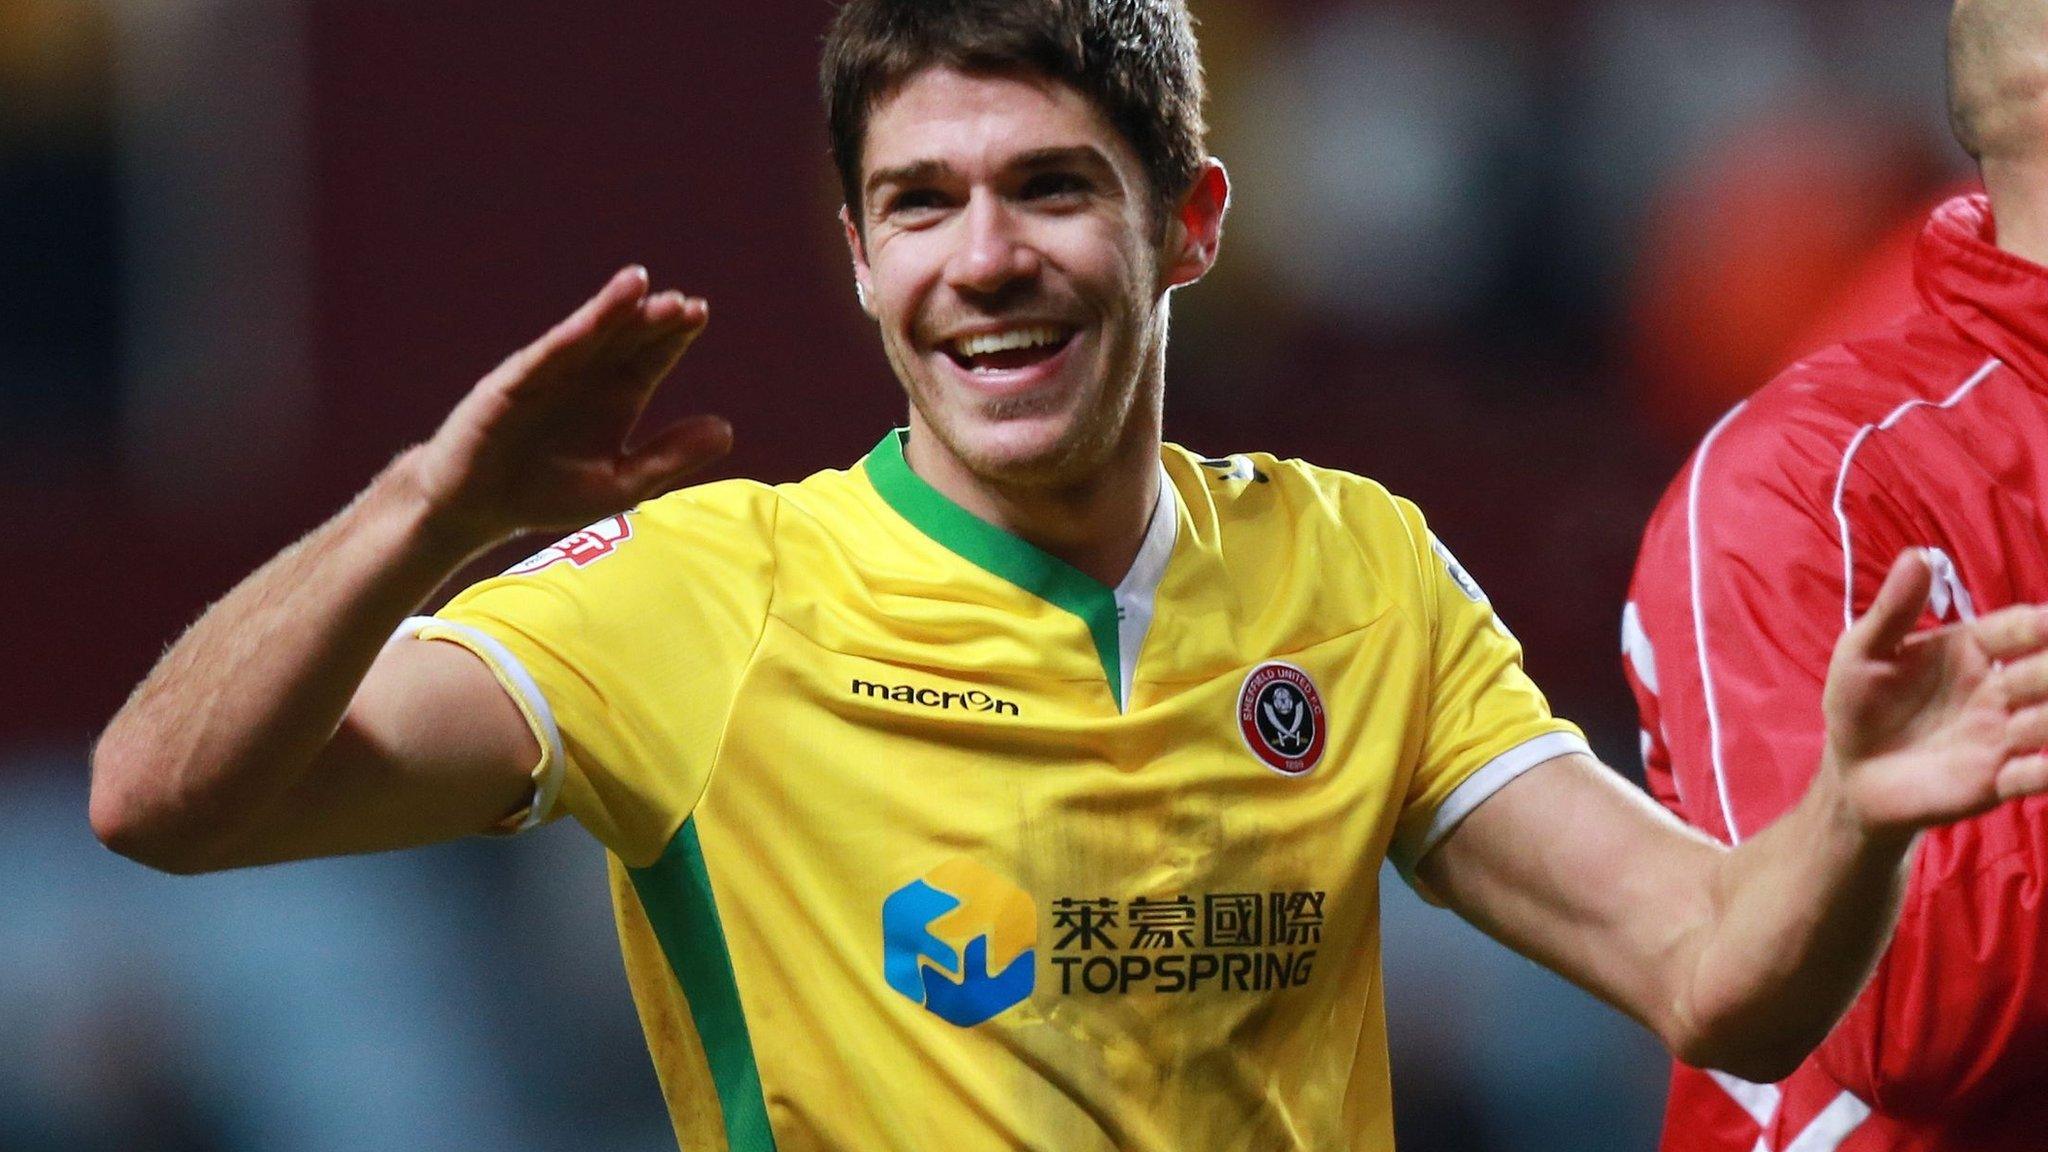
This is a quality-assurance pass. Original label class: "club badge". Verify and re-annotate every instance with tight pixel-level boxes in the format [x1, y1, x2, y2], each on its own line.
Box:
[1237, 661, 1327, 776]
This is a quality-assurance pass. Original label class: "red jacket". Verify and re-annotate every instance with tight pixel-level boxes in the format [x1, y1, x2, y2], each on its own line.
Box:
[1625, 194, 2048, 1152]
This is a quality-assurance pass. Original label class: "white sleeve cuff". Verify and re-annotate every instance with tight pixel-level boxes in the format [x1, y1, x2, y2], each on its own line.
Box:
[1392, 729, 1591, 881]
[389, 615, 566, 833]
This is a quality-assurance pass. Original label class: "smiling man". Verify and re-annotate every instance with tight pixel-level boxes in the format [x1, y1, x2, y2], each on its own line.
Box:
[85, 2, 2048, 1150]
[835, 25, 1223, 582]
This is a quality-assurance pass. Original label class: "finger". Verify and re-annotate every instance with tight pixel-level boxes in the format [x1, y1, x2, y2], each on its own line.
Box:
[619, 295, 711, 384]
[637, 289, 706, 330]
[503, 266, 652, 379]
[542, 291, 705, 409]
[620, 415, 734, 498]
[550, 264, 651, 345]
[1970, 603, 2048, 663]
[1847, 550, 1934, 658]
[1995, 753, 2048, 801]
[2007, 700, 2048, 748]
[1998, 649, 2048, 707]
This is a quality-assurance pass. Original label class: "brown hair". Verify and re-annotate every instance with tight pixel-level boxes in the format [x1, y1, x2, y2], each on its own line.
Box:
[821, 0, 1207, 230]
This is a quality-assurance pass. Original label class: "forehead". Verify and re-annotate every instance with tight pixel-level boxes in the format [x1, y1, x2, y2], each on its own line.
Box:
[861, 65, 1139, 180]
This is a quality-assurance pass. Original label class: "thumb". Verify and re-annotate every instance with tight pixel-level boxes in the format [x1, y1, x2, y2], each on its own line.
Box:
[1849, 549, 1935, 659]
[620, 415, 734, 499]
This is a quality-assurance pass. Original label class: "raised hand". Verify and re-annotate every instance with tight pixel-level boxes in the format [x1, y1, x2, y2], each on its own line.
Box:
[1824, 550, 2048, 838]
[408, 266, 733, 548]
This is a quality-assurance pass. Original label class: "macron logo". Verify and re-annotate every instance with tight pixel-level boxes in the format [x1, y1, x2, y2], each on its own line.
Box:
[851, 678, 1020, 716]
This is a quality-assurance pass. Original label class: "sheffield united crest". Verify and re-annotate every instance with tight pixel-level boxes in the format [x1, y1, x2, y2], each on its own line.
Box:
[1238, 662, 1327, 776]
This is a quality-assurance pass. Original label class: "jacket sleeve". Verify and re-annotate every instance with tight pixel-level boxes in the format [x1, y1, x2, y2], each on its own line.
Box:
[1623, 409, 1874, 846]
[1807, 433, 2048, 1119]
[1627, 407, 2048, 1118]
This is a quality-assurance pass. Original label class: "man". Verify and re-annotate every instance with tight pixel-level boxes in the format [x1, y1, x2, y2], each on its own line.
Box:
[90, 2, 2048, 1148]
[1624, 3, 2048, 1149]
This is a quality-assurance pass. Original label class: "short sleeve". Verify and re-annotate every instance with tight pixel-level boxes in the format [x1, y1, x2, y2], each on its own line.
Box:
[420, 482, 778, 865]
[1387, 501, 1589, 875]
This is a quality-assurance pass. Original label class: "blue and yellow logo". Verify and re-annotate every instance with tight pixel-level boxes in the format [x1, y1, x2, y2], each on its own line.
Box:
[882, 858, 1036, 1027]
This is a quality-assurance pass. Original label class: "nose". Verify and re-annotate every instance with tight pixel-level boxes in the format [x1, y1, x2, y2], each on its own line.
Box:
[944, 189, 1041, 297]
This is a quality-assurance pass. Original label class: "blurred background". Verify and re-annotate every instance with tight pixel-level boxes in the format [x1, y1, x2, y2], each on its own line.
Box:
[0, 0, 1972, 1148]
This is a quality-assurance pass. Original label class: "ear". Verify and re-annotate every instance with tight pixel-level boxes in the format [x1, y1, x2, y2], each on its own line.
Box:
[1160, 158, 1231, 291]
[840, 205, 878, 318]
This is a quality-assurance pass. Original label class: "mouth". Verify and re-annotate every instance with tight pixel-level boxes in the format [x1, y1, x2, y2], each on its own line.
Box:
[940, 325, 1078, 374]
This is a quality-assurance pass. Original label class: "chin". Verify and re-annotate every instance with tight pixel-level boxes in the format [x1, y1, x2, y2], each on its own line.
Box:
[949, 411, 1102, 487]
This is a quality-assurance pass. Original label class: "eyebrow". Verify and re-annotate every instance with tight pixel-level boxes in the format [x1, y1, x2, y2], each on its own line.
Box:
[865, 159, 949, 197]
[863, 145, 1121, 198]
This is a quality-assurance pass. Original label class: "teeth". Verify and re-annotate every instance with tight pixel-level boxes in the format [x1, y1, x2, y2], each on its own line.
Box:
[952, 326, 1065, 359]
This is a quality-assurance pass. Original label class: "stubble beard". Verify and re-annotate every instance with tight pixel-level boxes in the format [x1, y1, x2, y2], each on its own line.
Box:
[906, 320, 1162, 493]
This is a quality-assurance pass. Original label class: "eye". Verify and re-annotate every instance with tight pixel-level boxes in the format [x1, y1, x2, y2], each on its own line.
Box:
[1021, 171, 1092, 202]
[881, 188, 949, 222]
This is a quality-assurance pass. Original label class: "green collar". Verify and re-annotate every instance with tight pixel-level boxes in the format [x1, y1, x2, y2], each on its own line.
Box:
[863, 429, 1126, 708]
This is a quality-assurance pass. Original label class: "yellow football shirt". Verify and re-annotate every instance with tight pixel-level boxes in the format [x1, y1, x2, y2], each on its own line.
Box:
[414, 430, 1585, 1151]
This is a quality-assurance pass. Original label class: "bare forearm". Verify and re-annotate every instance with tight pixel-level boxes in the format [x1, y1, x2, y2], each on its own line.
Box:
[1679, 762, 1914, 1080]
[90, 448, 489, 869]
[1429, 558, 2048, 1085]
[87, 270, 728, 871]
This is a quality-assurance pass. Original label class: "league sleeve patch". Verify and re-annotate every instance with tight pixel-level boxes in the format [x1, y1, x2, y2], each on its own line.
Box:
[1431, 536, 1486, 603]
[504, 513, 633, 575]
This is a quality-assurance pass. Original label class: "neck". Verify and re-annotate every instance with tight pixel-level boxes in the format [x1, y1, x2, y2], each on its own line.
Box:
[904, 410, 1163, 589]
[1986, 157, 2048, 267]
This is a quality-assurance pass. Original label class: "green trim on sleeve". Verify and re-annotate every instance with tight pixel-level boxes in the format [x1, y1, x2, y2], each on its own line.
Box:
[627, 818, 778, 1151]
[861, 429, 1123, 707]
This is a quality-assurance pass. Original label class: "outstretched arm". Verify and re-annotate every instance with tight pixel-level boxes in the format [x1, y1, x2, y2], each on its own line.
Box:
[1418, 551, 2048, 1081]
[90, 267, 731, 873]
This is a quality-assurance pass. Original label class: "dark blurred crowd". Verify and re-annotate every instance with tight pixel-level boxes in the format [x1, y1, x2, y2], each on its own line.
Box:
[0, 1, 1967, 1149]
